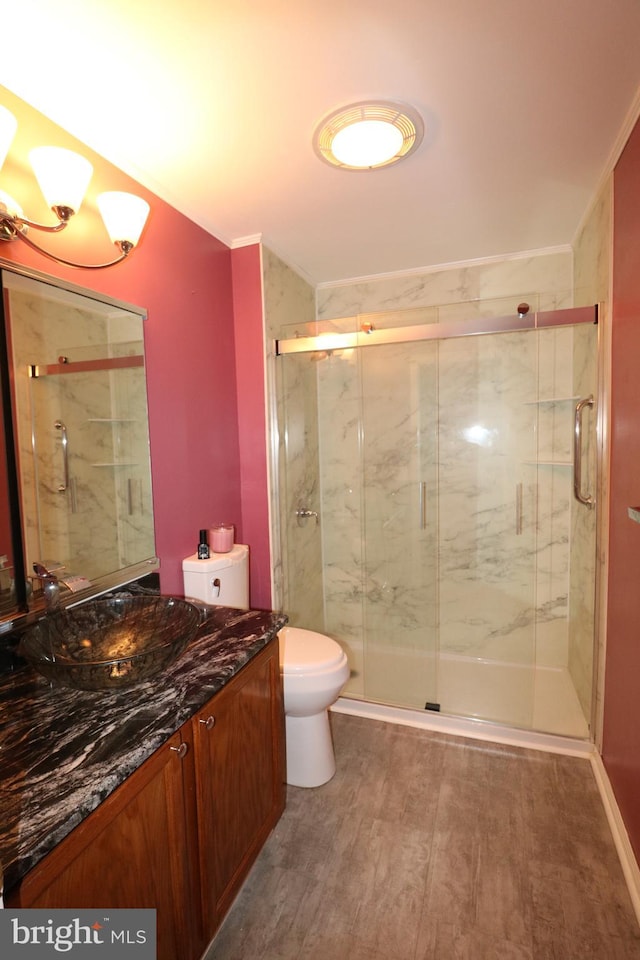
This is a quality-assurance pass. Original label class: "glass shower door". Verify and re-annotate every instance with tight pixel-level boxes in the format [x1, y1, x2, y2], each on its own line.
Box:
[275, 304, 599, 737]
[358, 330, 540, 721]
[436, 330, 538, 727]
[360, 339, 439, 709]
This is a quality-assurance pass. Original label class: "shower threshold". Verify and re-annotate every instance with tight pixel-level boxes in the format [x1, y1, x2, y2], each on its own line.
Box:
[331, 692, 594, 760]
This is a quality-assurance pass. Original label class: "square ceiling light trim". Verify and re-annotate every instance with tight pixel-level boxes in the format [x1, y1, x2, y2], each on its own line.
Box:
[313, 101, 424, 170]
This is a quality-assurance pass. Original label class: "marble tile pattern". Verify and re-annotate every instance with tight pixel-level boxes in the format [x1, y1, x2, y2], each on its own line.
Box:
[0, 602, 286, 894]
[572, 182, 611, 729]
[272, 247, 598, 733]
[316, 348, 365, 692]
[573, 179, 612, 311]
[309, 323, 589, 723]
[262, 246, 324, 629]
[437, 331, 537, 669]
[316, 250, 573, 321]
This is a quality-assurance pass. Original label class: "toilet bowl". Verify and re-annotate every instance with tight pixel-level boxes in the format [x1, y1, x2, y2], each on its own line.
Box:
[279, 626, 350, 788]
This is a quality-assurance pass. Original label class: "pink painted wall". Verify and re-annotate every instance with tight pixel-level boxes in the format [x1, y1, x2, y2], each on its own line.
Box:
[604, 113, 640, 861]
[0, 90, 245, 598]
[231, 244, 272, 610]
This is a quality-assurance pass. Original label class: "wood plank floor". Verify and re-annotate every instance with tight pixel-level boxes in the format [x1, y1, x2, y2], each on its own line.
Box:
[204, 712, 640, 959]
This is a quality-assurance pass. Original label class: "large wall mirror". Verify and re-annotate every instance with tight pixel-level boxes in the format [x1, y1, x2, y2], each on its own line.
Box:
[0, 266, 158, 625]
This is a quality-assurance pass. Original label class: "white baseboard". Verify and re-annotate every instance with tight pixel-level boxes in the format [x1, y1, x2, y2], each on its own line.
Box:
[591, 753, 640, 927]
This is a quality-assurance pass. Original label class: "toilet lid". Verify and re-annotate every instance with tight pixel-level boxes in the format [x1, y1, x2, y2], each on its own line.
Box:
[279, 627, 347, 675]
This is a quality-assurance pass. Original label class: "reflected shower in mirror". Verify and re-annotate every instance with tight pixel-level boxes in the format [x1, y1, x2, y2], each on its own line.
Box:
[1, 268, 157, 614]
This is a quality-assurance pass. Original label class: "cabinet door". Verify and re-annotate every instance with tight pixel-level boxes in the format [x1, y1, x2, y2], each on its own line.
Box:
[192, 639, 285, 938]
[14, 730, 196, 960]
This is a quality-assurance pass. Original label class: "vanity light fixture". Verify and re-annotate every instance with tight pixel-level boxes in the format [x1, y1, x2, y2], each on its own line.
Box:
[0, 104, 150, 270]
[313, 100, 424, 170]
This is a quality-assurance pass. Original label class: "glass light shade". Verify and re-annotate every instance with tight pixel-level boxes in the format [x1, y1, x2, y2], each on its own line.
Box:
[29, 146, 93, 213]
[0, 189, 23, 219]
[96, 191, 150, 246]
[331, 120, 404, 168]
[314, 101, 423, 171]
[0, 105, 17, 171]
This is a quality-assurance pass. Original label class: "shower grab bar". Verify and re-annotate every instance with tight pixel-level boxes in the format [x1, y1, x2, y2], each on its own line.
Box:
[55, 420, 69, 493]
[419, 481, 427, 529]
[574, 396, 595, 507]
[515, 483, 523, 535]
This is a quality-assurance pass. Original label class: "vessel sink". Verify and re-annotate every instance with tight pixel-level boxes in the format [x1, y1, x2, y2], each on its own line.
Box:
[18, 595, 202, 690]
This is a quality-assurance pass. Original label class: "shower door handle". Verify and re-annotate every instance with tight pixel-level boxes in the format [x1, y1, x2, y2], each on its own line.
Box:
[573, 396, 595, 507]
[515, 483, 523, 535]
[419, 482, 427, 529]
[55, 420, 69, 492]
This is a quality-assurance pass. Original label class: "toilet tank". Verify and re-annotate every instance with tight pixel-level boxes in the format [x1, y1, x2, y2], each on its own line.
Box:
[182, 543, 249, 609]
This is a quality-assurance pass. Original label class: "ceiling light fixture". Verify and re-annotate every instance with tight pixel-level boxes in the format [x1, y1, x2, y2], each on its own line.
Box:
[0, 104, 150, 270]
[313, 100, 424, 171]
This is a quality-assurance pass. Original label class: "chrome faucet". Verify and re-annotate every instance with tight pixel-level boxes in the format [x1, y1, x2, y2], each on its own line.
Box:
[33, 562, 60, 612]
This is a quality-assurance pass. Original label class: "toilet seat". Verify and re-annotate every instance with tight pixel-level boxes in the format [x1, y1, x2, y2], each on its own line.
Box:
[279, 627, 346, 675]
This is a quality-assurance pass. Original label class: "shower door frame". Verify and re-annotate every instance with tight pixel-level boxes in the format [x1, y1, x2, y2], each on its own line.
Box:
[273, 302, 603, 739]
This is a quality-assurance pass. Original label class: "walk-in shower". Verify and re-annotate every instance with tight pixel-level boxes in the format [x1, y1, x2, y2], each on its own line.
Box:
[273, 301, 600, 740]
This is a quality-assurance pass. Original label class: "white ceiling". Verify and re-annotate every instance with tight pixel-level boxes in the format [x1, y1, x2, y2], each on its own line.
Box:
[2, 0, 640, 285]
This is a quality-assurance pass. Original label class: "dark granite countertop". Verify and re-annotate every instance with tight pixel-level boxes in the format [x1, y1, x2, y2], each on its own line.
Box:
[0, 603, 286, 895]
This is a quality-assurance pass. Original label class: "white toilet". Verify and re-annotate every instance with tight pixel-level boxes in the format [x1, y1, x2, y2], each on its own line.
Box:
[182, 545, 350, 789]
[279, 626, 350, 788]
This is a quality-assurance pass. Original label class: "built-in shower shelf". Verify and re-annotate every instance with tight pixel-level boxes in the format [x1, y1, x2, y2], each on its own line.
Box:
[523, 459, 572, 466]
[91, 462, 138, 467]
[523, 396, 580, 405]
[87, 418, 137, 423]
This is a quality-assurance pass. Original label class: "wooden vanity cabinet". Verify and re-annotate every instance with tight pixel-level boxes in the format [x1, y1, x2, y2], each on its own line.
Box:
[12, 728, 195, 960]
[189, 636, 286, 943]
[9, 637, 286, 960]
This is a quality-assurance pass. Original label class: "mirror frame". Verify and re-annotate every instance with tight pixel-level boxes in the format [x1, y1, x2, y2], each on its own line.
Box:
[0, 260, 159, 634]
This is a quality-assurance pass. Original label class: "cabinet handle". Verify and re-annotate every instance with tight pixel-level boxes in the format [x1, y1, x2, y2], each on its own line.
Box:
[170, 742, 188, 759]
[199, 716, 215, 730]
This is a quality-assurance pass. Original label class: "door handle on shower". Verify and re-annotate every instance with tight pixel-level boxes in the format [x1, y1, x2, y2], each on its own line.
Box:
[573, 396, 595, 507]
[419, 481, 427, 529]
[55, 420, 69, 493]
[515, 482, 523, 535]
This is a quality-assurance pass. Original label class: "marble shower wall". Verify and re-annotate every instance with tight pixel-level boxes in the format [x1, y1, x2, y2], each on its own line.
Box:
[315, 324, 581, 712]
[313, 250, 590, 715]
[571, 179, 612, 723]
[532, 326, 578, 668]
[317, 341, 440, 706]
[437, 331, 539, 668]
[271, 245, 599, 727]
[261, 246, 322, 628]
[316, 250, 573, 322]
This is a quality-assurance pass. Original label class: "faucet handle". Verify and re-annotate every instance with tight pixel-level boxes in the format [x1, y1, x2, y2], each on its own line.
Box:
[32, 563, 60, 611]
[295, 507, 319, 526]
